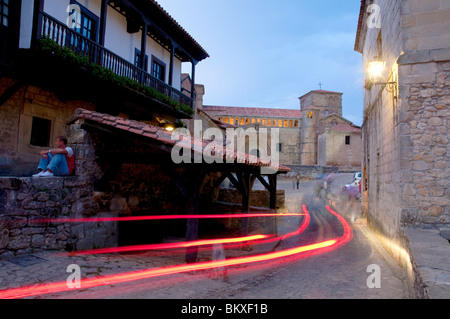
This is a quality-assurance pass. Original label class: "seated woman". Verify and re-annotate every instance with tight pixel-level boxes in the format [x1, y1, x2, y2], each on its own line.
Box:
[33, 136, 75, 178]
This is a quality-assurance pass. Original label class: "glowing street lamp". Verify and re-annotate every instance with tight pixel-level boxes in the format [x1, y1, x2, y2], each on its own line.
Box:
[366, 58, 398, 99]
[367, 60, 386, 83]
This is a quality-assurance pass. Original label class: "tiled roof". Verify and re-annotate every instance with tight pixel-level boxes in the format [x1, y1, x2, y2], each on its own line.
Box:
[73, 109, 290, 173]
[203, 106, 303, 118]
[327, 124, 361, 133]
[149, 0, 210, 60]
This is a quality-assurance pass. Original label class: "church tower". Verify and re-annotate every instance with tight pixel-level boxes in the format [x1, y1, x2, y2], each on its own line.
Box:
[299, 90, 344, 165]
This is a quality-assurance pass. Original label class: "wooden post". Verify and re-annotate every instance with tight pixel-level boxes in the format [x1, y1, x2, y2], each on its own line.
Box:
[140, 23, 148, 83]
[190, 59, 197, 109]
[99, 0, 108, 46]
[31, 0, 44, 49]
[168, 42, 175, 87]
[185, 197, 199, 264]
[268, 174, 278, 236]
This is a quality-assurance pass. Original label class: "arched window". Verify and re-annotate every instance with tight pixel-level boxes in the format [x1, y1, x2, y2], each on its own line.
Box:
[246, 118, 251, 125]
[229, 118, 234, 125]
[257, 119, 261, 123]
[268, 119, 272, 127]
[278, 120, 283, 127]
[294, 120, 299, 128]
[289, 120, 293, 128]
[325, 110, 329, 116]
[219, 117, 223, 122]
[262, 119, 267, 126]
[240, 118, 245, 126]
[252, 118, 256, 124]
[284, 120, 288, 127]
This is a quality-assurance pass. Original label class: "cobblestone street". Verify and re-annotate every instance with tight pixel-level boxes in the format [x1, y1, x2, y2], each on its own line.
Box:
[0, 174, 415, 299]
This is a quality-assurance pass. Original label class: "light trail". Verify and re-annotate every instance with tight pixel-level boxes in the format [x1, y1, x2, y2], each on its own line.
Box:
[0, 205, 352, 299]
[65, 234, 273, 256]
[65, 205, 310, 256]
[30, 213, 306, 224]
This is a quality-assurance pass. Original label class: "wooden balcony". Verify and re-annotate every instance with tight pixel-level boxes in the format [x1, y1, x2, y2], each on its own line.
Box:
[36, 11, 193, 110]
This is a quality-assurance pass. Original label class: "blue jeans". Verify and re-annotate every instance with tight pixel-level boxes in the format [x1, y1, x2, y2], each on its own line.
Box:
[38, 153, 70, 176]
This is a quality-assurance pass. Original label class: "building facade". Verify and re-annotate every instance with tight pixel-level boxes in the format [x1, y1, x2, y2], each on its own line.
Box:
[355, 0, 450, 243]
[202, 89, 362, 169]
[0, 0, 209, 176]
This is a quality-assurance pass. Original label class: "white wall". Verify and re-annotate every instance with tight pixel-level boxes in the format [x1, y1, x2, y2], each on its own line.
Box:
[36, 0, 182, 90]
[19, 0, 34, 48]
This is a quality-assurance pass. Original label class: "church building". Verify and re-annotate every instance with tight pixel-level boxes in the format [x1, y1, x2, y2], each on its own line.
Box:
[196, 86, 362, 169]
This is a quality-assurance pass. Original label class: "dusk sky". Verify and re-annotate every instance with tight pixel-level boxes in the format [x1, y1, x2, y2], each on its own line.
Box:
[157, 0, 364, 126]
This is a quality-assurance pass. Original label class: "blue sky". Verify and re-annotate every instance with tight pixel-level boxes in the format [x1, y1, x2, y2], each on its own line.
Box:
[157, 0, 364, 126]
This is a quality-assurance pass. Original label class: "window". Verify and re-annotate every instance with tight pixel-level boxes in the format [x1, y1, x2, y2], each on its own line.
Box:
[0, 0, 9, 27]
[262, 119, 267, 126]
[69, 1, 99, 42]
[345, 136, 351, 145]
[294, 120, 299, 128]
[151, 56, 166, 82]
[240, 118, 245, 126]
[30, 117, 52, 147]
[289, 120, 293, 128]
[325, 110, 329, 116]
[284, 120, 288, 128]
[277, 143, 283, 152]
[224, 118, 229, 124]
[135, 49, 149, 72]
[278, 120, 283, 127]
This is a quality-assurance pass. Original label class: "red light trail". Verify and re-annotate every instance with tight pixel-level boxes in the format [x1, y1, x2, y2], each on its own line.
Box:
[66, 234, 273, 256]
[0, 205, 352, 299]
[64, 205, 311, 256]
[30, 213, 306, 224]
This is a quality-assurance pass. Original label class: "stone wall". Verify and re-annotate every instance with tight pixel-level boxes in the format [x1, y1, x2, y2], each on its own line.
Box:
[216, 188, 286, 209]
[0, 176, 117, 258]
[397, 59, 450, 226]
[318, 130, 362, 168]
[358, 0, 450, 240]
[0, 77, 96, 177]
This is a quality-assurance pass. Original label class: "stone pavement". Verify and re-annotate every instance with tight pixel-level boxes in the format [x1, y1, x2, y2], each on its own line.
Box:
[405, 227, 450, 299]
[0, 173, 446, 299]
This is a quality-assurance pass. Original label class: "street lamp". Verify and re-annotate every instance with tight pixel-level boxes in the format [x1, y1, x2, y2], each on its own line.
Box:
[366, 58, 398, 99]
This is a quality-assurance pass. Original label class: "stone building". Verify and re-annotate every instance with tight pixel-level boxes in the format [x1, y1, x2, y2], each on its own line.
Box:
[201, 89, 362, 169]
[0, 1, 289, 260]
[0, 0, 210, 176]
[354, 0, 450, 257]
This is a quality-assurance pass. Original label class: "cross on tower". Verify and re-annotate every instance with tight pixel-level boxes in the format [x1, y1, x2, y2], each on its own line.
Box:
[318, 82, 323, 90]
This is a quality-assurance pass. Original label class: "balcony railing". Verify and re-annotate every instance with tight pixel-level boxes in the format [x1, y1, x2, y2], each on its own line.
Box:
[37, 12, 193, 109]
